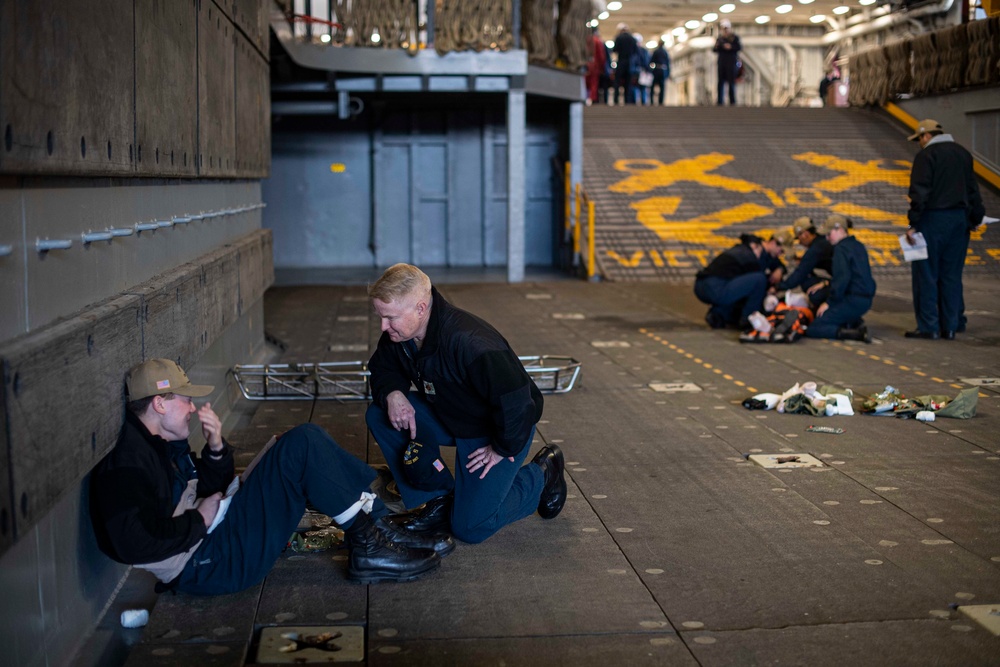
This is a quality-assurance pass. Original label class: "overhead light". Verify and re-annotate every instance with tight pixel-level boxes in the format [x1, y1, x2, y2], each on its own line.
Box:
[833, 5, 850, 13]
[371, 30, 381, 43]
[755, 14, 771, 22]
[672, 26, 687, 35]
[703, 12, 719, 21]
[646, 40, 658, 48]
[799, 0, 816, 4]
[607, 1, 623, 10]
[320, 33, 331, 43]
[720, 4, 736, 12]
[859, 0, 876, 4]
[741, 0, 755, 3]
[775, 4, 793, 12]
[605, 39, 615, 48]
[809, 13, 827, 21]
[685, 19, 701, 29]
[661, 32, 671, 40]
[598, 11, 609, 19]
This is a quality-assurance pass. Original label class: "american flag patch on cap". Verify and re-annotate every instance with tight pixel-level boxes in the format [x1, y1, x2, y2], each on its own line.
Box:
[432, 459, 444, 472]
[156, 380, 171, 389]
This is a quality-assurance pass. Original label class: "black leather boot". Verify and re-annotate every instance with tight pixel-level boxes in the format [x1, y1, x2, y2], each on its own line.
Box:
[374, 516, 456, 556]
[388, 494, 453, 535]
[344, 512, 440, 583]
[532, 445, 567, 519]
[837, 324, 871, 343]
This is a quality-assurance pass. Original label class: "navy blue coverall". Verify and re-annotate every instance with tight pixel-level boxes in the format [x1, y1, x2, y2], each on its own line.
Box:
[806, 236, 876, 339]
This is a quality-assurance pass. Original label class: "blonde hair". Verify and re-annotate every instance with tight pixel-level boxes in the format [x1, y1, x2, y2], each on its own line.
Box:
[368, 263, 432, 303]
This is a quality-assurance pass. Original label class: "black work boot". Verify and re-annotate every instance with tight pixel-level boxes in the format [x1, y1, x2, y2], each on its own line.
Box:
[836, 324, 871, 343]
[374, 516, 456, 556]
[532, 445, 567, 519]
[388, 494, 453, 535]
[344, 512, 440, 584]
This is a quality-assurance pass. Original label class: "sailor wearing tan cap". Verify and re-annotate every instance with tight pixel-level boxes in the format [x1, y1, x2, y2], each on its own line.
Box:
[777, 216, 835, 308]
[91, 359, 449, 594]
[804, 215, 876, 342]
[903, 119, 984, 340]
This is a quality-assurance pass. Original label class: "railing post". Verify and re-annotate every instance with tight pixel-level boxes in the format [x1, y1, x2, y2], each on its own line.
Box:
[573, 182, 582, 262]
[587, 200, 596, 280]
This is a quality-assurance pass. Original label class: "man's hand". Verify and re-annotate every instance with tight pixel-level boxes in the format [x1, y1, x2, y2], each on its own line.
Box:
[197, 492, 223, 528]
[386, 390, 417, 439]
[816, 303, 829, 317]
[905, 228, 916, 246]
[466, 445, 514, 480]
[768, 268, 783, 285]
[806, 281, 826, 295]
[198, 402, 224, 451]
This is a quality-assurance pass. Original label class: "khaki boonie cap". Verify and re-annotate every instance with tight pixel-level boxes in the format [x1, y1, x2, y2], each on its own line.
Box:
[908, 119, 942, 141]
[772, 229, 795, 247]
[127, 358, 213, 400]
[818, 214, 851, 235]
[792, 216, 814, 237]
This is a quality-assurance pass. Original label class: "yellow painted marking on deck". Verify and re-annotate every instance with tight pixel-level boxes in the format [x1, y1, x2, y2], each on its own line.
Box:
[641, 329, 754, 394]
[610, 155, 784, 206]
[870, 355, 881, 360]
[792, 152, 911, 191]
[857, 350, 867, 355]
[630, 197, 773, 249]
[898, 365, 910, 371]
[950, 384, 963, 389]
[931, 377, 945, 383]
[914, 371, 927, 377]
[883, 359, 894, 365]
[649, 249, 665, 267]
[606, 250, 645, 267]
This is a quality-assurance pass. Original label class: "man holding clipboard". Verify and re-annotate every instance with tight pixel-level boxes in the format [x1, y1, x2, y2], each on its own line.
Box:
[904, 119, 985, 340]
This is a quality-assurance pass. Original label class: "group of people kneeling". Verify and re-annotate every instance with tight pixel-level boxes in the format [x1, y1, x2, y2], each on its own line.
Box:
[91, 264, 568, 596]
[694, 214, 876, 342]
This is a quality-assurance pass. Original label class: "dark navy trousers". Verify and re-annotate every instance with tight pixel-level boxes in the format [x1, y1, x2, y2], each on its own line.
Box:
[177, 424, 383, 595]
[366, 393, 544, 544]
[911, 209, 968, 334]
[694, 273, 768, 325]
[805, 295, 872, 339]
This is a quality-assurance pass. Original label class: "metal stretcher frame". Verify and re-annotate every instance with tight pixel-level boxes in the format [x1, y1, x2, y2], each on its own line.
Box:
[232, 356, 581, 401]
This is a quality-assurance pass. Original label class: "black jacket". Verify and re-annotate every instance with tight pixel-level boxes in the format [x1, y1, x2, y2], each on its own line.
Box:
[696, 243, 761, 280]
[829, 236, 876, 306]
[368, 287, 543, 458]
[778, 236, 834, 290]
[613, 31, 637, 72]
[713, 34, 741, 69]
[908, 137, 985, 228]
[91, 411, 233, 565]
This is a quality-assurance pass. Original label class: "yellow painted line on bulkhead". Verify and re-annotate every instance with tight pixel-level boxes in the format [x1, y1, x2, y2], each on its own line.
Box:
[639, 328, 757, 394]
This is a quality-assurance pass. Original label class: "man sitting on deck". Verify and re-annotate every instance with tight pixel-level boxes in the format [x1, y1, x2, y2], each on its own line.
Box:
[91, 359, 450, 594]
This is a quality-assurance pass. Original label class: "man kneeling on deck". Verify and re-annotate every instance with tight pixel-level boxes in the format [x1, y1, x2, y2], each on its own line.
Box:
[365, 263, 567, 545]
[91, 359, 451, 595]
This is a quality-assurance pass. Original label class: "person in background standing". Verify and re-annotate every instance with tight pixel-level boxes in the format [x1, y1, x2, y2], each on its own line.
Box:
[613, 23, 637, 105]
[585, 27, 608, 105]
[651, 40, 671, 106]
[713, 19, 741, 106]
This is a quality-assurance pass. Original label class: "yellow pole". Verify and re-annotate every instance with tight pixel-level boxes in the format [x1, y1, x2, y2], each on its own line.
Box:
[573, 183, 582, 257]
[587, 199, 596, 279]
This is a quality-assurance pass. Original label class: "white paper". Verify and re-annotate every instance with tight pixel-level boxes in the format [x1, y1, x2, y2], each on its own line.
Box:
[899, 232, 928, 262]
[982, 216, 998, 226]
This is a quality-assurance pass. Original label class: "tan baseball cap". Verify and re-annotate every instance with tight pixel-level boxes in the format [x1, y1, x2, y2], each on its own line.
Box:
[818, 214, 851, 235]
[772, 229, 795, 247]
[127, 359, 213, 400]
[908, 119, 942, 141]
[792, 216, 814, 237]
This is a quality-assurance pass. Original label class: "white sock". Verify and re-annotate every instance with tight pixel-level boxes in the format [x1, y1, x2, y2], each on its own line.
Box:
[333, 491, 378, 525]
